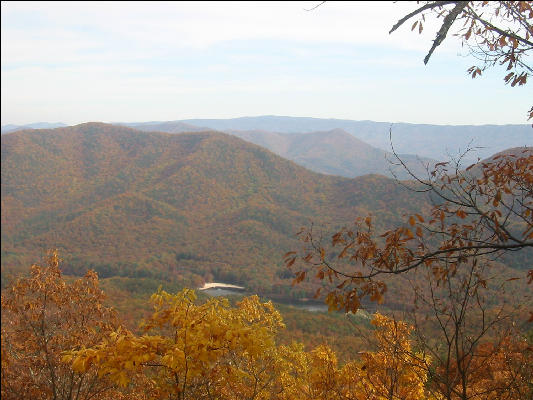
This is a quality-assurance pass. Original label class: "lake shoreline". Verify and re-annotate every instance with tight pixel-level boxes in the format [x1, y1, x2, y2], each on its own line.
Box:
[198, 282, 373, 316]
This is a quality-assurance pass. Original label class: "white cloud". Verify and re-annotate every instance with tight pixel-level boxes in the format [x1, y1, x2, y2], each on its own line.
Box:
[1, 1, 454, 66]
[1, 1, 528, 125]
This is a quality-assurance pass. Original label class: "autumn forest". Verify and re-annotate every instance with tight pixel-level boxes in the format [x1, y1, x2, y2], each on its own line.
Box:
[2, 1, 533, 400]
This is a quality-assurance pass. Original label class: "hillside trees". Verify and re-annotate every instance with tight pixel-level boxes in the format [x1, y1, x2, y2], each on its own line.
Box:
[349, 314, 429, 400]
[5, 252, 504, 399]
[275, 314, 431, 400]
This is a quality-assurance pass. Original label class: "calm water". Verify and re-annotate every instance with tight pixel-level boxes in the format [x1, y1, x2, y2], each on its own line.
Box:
[284, 302, 372, 318]
[289, 303, 329, 313]
[202, 288, 244, 297]
[200, 283, 370, 317]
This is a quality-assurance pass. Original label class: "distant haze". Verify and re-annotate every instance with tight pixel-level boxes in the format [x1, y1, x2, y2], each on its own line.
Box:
[122, 116, 532, 165]
[1, 122, 67, 134]
[3, 116, 531, 166]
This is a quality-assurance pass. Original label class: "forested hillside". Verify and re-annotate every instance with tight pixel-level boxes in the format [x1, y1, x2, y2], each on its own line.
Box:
[1, 123, 432, 301]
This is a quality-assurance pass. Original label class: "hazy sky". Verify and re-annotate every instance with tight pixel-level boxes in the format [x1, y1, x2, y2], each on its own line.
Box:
[1, 1, 531, 126]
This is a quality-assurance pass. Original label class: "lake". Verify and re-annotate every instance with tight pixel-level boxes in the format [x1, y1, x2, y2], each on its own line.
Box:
[198, 282, 370, 317]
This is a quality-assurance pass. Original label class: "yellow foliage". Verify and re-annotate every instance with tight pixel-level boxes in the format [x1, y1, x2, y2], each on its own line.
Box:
[1, 250, 151, 400]
[68, 288, 285, 399]
[65, 288, 525, 400]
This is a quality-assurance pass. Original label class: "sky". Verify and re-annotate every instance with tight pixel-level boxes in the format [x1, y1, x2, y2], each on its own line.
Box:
[1, 1, 531, 126]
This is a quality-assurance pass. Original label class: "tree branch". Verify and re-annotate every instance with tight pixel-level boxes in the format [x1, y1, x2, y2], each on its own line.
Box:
[424, 1, 469, 64]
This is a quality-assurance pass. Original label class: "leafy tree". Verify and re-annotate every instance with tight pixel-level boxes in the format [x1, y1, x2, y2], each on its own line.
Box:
[352, 314, 429, 400]
[448, 337, 533, 399]
[65, 289, 285, 400]
[286, 3, 532, 398]
[1, 250, 131, 400]
[272, 342, 341, 400]
[285, 149, 532, 314]
[275, 313, 431, 400]
[285, 0, 533, 316]
[67, 290, 434, 400]
[407, 255, 532, 400]
[398, 0, 533, 119]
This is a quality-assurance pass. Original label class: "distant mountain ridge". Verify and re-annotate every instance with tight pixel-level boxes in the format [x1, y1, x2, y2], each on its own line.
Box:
[118, 121, 208, 133]
[227, 128, 437, 180]
[4, 115, 530, 171]
[109, 120, 440, 179]
[110, 116, 531, 165]
[178, 116, 531, 165]
[1, 122, 67, 134]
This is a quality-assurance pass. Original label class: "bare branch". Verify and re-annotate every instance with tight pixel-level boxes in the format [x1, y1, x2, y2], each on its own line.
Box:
[304, 1, 326, 12]
[424, 1, 469, 64]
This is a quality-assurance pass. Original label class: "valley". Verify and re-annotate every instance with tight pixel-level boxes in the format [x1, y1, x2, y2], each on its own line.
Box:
[1, 122, 433, 302]
[2, 122, 530, 318]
